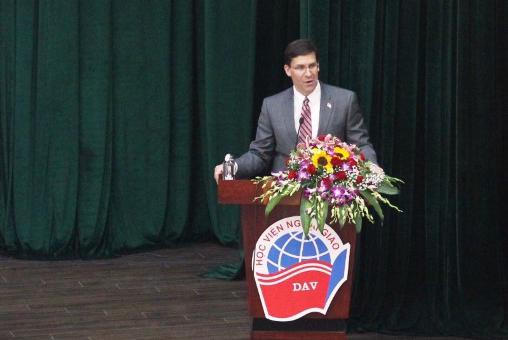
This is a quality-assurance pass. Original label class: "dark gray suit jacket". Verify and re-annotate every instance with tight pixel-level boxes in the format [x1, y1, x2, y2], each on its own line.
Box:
[235, 82, 377, 178]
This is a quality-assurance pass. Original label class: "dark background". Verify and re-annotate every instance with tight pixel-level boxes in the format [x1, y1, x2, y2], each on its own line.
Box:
[1, 0, 507, 337]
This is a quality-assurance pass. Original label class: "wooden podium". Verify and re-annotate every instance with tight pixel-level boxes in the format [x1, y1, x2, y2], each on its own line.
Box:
[218, 179, 357, 340]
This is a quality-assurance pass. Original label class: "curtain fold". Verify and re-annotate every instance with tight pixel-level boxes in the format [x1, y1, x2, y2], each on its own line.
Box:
[0, 0, 257, 257]
[198, 0, 256, 246]
[301, 0, 507, 336]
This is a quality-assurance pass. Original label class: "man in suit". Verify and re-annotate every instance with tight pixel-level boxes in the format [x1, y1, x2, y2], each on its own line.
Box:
[214, 39, 376, 182]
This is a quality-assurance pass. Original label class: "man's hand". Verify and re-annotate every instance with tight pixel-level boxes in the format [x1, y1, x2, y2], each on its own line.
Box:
[214, 164, 223, 184]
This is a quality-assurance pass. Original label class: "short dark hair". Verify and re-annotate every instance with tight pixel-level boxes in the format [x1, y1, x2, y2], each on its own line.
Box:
[284, 39, 319, 65]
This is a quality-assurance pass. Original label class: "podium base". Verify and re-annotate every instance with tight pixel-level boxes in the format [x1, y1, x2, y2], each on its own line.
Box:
[251, 318, 347, 340]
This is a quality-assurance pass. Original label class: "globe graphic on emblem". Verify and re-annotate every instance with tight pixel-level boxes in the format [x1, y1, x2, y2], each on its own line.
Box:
[267, 231, 331, 273]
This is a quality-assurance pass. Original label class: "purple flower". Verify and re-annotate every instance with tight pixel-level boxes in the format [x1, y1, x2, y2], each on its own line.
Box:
[331, 185, 356, 206]
[298, 169, 311, 181]
[317, 182, 330, 199]
[303, 187, 316, 199]
[299, 159, 310, 168]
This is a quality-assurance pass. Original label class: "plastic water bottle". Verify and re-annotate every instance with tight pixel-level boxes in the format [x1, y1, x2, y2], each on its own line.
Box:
[223, 154, 235, 180]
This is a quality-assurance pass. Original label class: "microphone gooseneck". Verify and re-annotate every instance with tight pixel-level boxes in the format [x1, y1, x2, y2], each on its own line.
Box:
[295, 116, 304, 150]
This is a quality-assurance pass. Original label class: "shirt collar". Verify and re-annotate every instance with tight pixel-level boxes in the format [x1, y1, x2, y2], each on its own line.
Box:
[293, 82, 321, 103]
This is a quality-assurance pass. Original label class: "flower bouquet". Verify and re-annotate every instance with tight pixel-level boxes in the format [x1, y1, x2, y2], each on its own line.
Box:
[253, 134, 403, 236]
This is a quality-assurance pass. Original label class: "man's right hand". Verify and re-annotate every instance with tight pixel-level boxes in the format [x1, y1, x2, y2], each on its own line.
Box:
[214, 164, 223, 184]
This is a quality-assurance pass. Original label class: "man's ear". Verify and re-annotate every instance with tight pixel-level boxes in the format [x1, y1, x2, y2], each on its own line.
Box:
[284, 64, 291, 77]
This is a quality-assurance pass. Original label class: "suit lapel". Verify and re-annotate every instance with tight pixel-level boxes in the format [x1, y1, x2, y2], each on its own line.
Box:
[282, 88, 296, 145]
[318, 83, 333, 136]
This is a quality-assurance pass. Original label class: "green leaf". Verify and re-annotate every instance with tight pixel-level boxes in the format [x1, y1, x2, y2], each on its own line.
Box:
[385, 175, 405, 184]
[265, 193, 284, 216]
[338, 206, 346, 227]
[354, 213, 363, 233]
[316, 201, 329, 233]
[377, 181, 400, 195]
[360, 190, 384, 221]
[300, 198, 312, 238]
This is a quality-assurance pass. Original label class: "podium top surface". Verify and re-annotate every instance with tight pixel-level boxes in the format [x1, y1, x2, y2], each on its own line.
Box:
[217, 179, 300, 206]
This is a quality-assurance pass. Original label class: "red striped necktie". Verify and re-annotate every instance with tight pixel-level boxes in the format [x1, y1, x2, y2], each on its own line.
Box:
[298, 97, 312, 144]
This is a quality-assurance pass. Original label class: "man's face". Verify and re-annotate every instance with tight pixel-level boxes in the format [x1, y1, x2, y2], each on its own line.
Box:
[284, 52, 319, 96]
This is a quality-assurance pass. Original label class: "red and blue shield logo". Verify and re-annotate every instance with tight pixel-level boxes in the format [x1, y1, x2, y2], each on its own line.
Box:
[253, 216, 350, 321]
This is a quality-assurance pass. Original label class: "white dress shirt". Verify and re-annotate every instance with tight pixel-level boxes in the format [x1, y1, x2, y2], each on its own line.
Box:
[293, 82, 321, 137]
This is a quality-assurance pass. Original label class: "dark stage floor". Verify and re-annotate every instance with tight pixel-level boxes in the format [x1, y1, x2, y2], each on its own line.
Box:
[0, 242, 474, 339]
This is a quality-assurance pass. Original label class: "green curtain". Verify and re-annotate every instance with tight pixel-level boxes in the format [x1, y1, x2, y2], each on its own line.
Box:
[0, 0, 255, 257]
[300, 0, 508, 337]
[1, 0, 507, 337]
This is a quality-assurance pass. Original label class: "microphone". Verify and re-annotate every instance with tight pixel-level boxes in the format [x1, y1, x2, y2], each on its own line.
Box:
[295, 116, 304, 150]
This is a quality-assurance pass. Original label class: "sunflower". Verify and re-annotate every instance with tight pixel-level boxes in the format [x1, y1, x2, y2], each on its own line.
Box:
[334, 146, 350, 160]
[311, 148, 333, 173]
